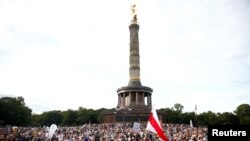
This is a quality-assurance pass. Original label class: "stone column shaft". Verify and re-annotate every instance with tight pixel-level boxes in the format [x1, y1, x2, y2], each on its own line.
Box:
[142, 93, 145, 105]
[122, 93, 126, 108]
[149, 94, 151, 107]
[128, 23, 141, 86]
[147, 93, 150, 106]
[118, 94, 121, 107]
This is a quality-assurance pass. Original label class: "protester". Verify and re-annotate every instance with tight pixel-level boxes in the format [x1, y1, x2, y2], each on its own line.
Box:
[0, 123, 207, 141]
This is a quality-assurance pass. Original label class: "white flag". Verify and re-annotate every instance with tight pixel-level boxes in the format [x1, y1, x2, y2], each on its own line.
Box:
[48, 124, 57, 140]
[194, 105, 197, 115]
[190, 120, 193, 128]
[146, 106, 168, 141]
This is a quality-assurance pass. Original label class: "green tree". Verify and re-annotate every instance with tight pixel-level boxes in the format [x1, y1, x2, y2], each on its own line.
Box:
[87, 109, 98, 124]
[172, 103, 184, 123]
[160, 107, 174, 123]
[180, 112, 195, 124]
[174, 103, 184, 113]
[234, 104, 250, 125]
[239, 116, 250, 125]
[160, 103, 184, 124]
[198, 111, 218, 125]
[62, 109, 77, 126]
[77, 107, 89, 124]
[41, 110, 63, 126]
[31, 114, 42, 126]
[0, 97, 32, 126]
[217, 112, 239, 125]
[234, 104, 250, 117]
[97, 108, 108, 123]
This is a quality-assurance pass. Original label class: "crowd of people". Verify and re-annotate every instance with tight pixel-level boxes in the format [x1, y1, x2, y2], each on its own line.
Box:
[0, 123, 207, 141]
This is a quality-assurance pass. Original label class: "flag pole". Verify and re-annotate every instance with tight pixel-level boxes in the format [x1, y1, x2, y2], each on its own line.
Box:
[195, 105, 198, 137]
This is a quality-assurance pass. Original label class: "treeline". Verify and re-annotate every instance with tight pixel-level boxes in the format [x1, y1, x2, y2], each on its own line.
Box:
[159, 103, 250, 126]
[0, 97, 249, 126]
[31, 107, 105, 126]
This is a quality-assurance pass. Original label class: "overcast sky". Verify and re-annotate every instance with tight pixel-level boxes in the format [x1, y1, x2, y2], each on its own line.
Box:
[0, 0, 249, 114]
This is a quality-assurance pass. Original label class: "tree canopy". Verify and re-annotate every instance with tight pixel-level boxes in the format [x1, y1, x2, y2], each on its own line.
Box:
[0, 97, 249, 126]
[0, 96, 32, 126]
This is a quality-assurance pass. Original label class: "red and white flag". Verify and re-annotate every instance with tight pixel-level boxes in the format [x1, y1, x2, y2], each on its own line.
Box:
[146, 106, 169, 141]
